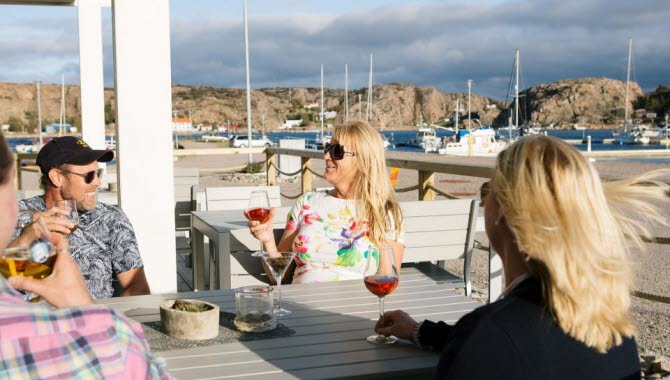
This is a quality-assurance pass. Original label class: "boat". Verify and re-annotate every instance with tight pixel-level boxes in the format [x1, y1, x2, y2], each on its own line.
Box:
[17, 81, 45, 153]
[497, 49, 542, 142]
[612, 39, 649, 145]
[15, 143, 41, 154]
[439, 80, 507, 156]
[651, 115, 670, 145]
[613, 127, 650, 145]
[381, 133, 391, 149]
[438, 126, 506, 156]
[409, 127, 442, 152]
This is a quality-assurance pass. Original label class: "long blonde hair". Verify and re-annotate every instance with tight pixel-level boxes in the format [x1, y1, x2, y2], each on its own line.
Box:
[492, 135, 668, 352]
[332, 120, 402, 247]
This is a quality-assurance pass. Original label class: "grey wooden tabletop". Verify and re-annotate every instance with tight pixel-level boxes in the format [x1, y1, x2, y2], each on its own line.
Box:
[99, 266, 482, 379]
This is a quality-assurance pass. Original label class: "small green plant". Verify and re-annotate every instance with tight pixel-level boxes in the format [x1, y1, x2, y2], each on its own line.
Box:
[243, 162, 263, 174]
[171, 299, 212, 312]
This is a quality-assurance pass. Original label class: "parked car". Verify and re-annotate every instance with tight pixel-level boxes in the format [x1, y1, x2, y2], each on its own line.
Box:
[230, 134, 273, 148]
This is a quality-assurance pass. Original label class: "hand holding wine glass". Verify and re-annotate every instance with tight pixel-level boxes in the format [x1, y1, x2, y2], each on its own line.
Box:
[245, 190, 272, 257]
[52, 199, 79, 234]
[364, 245, 399, 344]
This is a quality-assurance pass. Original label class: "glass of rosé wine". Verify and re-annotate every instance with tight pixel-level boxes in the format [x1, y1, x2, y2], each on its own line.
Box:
[245, 190, 271, 257]
[364, 245, 399, 344]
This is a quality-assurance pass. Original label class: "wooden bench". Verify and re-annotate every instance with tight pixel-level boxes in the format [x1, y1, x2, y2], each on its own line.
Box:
[174, 167, 200, 234]
[206, 198, 502, 298]
[192, 185, 281, 212]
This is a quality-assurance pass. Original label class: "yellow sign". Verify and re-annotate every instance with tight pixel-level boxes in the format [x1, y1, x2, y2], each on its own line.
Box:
[390, 167, 400, 188]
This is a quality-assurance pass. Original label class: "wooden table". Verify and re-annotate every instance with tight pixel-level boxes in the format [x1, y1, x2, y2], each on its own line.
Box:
[99, 267, 482, 379]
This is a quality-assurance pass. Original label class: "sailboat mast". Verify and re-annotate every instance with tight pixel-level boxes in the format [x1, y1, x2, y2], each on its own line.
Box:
[243, 0, 252, 164]
[344, 64, 349, 123]
[60, 74, 65, 136]
[624, 38, 632, 123]
[358, 94, 362, 120]
[467, 79, 472, 132]
[367, 53, 373, 123]
[36, 80, 43, 146]
[319, 63, 323, 139]
[514, 48, 519, 129]
[454, 99, 459, 134]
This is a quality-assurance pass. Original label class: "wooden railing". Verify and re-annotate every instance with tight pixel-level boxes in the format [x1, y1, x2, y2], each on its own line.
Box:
[13, 153, 38, 190]
[265, 147, 495, 201]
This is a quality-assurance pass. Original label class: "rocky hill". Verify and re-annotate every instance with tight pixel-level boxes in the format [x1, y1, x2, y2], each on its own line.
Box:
[0, 78, 649, 132]
[519, 77, 643, 127]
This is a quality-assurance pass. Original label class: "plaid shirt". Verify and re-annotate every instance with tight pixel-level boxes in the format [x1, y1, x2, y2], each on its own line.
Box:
[0, 277, 173, 379]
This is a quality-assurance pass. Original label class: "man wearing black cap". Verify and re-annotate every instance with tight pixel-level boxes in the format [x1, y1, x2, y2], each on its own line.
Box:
[9, 137, 150, 299]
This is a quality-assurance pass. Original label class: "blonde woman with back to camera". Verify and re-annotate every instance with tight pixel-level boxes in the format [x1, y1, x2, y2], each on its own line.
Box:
[247, 120, 405, 283]
[375, 135, 669, 379]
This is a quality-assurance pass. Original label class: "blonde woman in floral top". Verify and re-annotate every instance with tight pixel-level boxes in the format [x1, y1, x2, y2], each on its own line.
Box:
[248, 121, 405, 283]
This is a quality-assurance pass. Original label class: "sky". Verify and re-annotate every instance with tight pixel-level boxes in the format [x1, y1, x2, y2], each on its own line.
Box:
[0, 0, 668, 100]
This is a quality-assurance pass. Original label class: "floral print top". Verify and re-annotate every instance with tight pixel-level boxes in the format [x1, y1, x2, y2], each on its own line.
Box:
[285, 191, 405, 284]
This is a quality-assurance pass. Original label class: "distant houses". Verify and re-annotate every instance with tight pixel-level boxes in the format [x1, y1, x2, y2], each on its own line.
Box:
[303, 102, 319, 109]
[172, 117, 193, 131]
[320, 111, 337, 120]
[278, 119, 302, 129]
[45, 123, 76, 133]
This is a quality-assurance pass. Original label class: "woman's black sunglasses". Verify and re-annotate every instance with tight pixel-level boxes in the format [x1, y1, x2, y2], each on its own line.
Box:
[60, 168, 104, 184]
[324, 143, 356, 161]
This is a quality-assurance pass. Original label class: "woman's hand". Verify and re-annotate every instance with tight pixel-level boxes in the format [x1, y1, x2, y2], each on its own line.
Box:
[375, 310, 419, 342]
[8, 234, 93, 308]
[246, 207, 276, 245]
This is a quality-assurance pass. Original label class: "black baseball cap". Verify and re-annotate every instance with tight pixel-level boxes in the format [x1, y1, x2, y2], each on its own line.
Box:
[36, 136, 114, 175]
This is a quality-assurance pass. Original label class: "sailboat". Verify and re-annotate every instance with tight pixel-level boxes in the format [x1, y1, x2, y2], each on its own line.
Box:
[314, 63, 332, 148]
[363, 53, 391, 149]
[612, 39, 650, 145]
[409, 115, 442, 152]
[496, 49, 540, 142]
[15, 81, 45, 154]
[438, 80, 505, 156]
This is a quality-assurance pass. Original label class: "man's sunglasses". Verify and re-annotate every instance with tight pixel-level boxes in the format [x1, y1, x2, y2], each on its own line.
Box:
[60, 168, 104, 184]
[324, 143, 356, 161]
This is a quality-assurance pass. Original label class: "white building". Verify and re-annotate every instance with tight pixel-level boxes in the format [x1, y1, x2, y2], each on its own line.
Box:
[303, 102, 319, 109]
[278, 119, 302, 129]
[172, 117, 193, 131]
[320, 111, 337, 120]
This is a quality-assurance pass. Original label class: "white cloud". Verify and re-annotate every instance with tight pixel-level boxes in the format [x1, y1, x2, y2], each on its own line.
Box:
[0, 0, 668, 98]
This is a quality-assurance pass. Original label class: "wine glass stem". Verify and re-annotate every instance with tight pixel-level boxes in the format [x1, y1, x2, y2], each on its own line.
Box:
[276, 281, 282, 312]
[378, 296, 385, 319]
[379, 296, 386, 338]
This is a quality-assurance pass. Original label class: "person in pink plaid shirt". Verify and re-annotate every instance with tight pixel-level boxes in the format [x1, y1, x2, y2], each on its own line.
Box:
[0, 132, 173, 379]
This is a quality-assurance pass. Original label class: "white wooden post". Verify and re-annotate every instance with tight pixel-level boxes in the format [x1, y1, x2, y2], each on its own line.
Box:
[111, 0, 176, 294]
[77, 0, 106, 150]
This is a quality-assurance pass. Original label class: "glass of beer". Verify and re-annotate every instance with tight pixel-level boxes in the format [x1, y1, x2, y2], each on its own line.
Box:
[0, 217, 57, 302]
[53, 199, 79, 233]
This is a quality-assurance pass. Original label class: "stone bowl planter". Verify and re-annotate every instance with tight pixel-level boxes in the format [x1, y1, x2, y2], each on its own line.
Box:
[159, 299, 220, 340]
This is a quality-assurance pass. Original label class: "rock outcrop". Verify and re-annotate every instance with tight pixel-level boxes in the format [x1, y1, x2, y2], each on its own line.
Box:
[0, 78, 647, 131]
[520, 77, 642, 127]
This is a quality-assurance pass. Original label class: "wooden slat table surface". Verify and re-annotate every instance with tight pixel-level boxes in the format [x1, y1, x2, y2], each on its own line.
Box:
[99, 267, 482, 379]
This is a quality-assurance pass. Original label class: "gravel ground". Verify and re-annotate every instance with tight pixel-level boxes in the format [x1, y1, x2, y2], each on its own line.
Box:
[173, 141, 670, 357]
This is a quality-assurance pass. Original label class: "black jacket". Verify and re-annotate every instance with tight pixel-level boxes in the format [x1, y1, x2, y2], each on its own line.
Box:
[419, 277, 640, 379]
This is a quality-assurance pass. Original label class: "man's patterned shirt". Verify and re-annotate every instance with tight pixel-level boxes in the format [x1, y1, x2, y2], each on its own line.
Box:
[12, 196, 144, 299]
